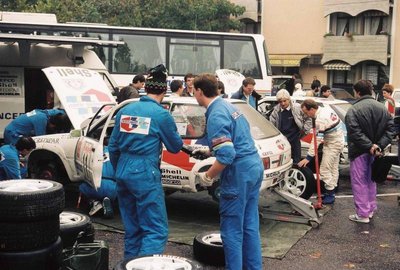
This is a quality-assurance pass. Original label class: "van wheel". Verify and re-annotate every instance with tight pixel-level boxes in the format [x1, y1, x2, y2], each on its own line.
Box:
[193, 231, 225, 267]
[207, 180, 221, 202]
[279, 165, 315, 199]
[114, 254, 203, 270]
[60, 211, 94, 249]
[0, 179, 64, 221]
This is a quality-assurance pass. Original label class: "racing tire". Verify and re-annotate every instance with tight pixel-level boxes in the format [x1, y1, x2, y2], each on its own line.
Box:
[0, 179, 65, 221]
[60, 211, 95, 249]
[0, 237, 63, 270]
[114, 254, 204, 270]
[279, 165, 315, 199]
[36, 161, 68, 185]
[0, 218, 60, 251]
[193, 231, 225, 267]
[207, 180, 221, 202]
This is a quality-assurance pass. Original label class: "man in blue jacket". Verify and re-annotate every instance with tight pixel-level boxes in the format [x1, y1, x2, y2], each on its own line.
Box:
[4, 109, 71, 144]
[108, 64, 183, 259]
[0, 137, 36, 180]
[193, 73, 263, 270]
[231, 77, 261, 109]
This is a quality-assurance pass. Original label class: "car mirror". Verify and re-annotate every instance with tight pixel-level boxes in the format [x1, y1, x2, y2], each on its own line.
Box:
[70, 129, 81, 137]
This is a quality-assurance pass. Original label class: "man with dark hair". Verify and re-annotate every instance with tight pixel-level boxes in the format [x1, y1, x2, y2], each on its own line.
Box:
[320, 85, 333, 99]
[345, 79, 395, 223]
[170, 79, 184, 97]
[182, 73, 195, 97]
[192, 73, 263, 270]
[4, 109, 69, 144]
[298, 99, 344, 204]
[0, 136, 36, 180]
[311, 76, 321, 91]
[108, 64, 183, 258]
[231, 77, 261, 109]
[131, 74, 146, 90]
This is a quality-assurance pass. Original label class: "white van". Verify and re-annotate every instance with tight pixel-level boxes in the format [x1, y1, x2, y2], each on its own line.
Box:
[0, 23, 122, 139]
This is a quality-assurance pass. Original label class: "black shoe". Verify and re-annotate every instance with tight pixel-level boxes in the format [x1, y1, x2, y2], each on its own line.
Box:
[102, 197, 114, 219]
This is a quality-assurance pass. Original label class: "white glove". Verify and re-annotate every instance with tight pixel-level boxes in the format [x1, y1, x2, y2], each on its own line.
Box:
[196, 172, 214, 187]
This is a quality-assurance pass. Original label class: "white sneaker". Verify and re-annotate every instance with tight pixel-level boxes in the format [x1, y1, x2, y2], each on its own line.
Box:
[89, 201, 103, 216]
[369, 212, 374, 219]
[349, 214, 370, 224]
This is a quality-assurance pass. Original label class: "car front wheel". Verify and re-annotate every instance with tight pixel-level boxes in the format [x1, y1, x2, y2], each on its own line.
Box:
[279, 165, 315, 199]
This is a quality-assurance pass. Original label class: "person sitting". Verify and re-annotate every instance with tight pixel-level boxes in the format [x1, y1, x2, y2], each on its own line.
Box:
[0, 137, 36, 180]
[4, 109, 71, 145]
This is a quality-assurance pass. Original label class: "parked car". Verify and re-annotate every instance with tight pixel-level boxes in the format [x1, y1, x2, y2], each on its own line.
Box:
[391, 88, 400, 109]
[329, 88, 356, 103]
[258, 96, 351, 165]
[28, 95, 317, 200]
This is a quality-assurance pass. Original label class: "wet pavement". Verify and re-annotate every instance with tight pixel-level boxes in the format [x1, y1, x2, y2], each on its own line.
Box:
[65, 166, 400, 269]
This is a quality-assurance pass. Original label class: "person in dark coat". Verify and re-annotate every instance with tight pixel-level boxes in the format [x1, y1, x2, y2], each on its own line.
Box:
[231, 77, 261, 109]
[345, 79, 395, 223]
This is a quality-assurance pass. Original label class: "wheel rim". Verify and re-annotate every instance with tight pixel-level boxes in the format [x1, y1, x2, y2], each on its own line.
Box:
[201, 233, 223, 247]
[125, 255, 192, 270]
[60, 212, 85, 225]
[0, 179, 54, 192]
[279, 168, 307, 196]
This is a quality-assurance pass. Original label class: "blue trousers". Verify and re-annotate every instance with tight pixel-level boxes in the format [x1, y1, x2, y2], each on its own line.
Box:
[220, 154, 263, 270]
[79, 179, 117, 202]
[115, 157, 168, 259]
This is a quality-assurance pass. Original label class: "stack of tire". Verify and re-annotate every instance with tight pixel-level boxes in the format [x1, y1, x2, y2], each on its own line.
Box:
[0, 179, 65, 270]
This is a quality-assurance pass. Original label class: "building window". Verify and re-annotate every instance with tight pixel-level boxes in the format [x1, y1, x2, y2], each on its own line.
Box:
[336, 13, 356, 36]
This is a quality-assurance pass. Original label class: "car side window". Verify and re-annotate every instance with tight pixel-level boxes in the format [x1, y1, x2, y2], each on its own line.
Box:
[171, 104, 206, 138]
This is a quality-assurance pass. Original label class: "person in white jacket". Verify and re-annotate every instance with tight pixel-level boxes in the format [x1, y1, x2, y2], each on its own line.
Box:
[292, 83, 305, 97]
[297, 99, 344, 204]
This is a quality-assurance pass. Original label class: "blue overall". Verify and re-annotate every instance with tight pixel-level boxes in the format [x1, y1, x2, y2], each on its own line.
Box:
[0, 144, 22, 180]
[4, 109, 65, 144]
[79, 147, 117, 201]
[108, 96, 183, 259]
[206, 97, 263, 270]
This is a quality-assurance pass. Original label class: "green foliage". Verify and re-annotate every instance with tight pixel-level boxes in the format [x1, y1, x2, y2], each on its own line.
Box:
[4, 0, 245, 32]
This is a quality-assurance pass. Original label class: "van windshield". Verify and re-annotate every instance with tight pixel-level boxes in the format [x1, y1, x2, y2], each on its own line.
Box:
[235, 103, 280, 140]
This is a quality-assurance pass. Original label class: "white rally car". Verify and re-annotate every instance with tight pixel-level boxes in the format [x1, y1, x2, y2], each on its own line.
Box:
[27, 67, 316, 200]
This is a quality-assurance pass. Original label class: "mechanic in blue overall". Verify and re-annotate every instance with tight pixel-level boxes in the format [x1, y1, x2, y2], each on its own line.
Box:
[108, 64, 183, 259]
[79, 144, 117, 219]
[192, 74, 263, 270]
[4, 109, 71, 145]
[0, 137, 36, 180]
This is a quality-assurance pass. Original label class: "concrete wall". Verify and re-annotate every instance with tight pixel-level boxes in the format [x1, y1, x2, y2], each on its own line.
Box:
[262, 0, 327, 54]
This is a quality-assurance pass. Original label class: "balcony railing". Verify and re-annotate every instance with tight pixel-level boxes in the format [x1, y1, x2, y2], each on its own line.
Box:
[321, 35, 389, 65]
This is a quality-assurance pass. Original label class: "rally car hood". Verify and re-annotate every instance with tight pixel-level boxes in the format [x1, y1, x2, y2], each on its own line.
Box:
[215, 69, 245, 97]
[43, 67, 117, 130]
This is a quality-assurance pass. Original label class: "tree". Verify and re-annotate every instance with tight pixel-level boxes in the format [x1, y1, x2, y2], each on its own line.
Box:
[7, 0, 245, 32]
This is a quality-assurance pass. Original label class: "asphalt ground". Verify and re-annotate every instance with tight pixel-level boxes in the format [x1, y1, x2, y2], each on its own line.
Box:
[68, 166, 400, 270]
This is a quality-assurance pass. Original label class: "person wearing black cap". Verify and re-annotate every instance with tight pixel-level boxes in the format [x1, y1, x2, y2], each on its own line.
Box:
[108, 64, 183, 259]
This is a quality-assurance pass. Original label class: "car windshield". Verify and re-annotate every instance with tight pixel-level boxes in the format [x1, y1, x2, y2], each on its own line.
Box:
[392, 91, 400, 102]
[332, 89, 355, 101]
[234, 103, 280, 140]
[330, 103, 352, 121]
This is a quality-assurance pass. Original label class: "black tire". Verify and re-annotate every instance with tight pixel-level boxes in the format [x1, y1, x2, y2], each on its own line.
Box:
[60, 211, 94, 248]
[0, 218, 59, 251]
[0, 179, 65, 221]
[279, 165, 316, 199]
[36, 160, 69, 185]
[0, 237, 63, 270]
[207, 180, 221, 202]
[114, 254, 204, 270]
[193, 231, 225, 267]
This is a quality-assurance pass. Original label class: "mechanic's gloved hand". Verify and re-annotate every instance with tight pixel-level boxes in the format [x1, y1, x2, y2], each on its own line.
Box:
[195, 172, 214, 187]
[191, 149, 211, 160]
